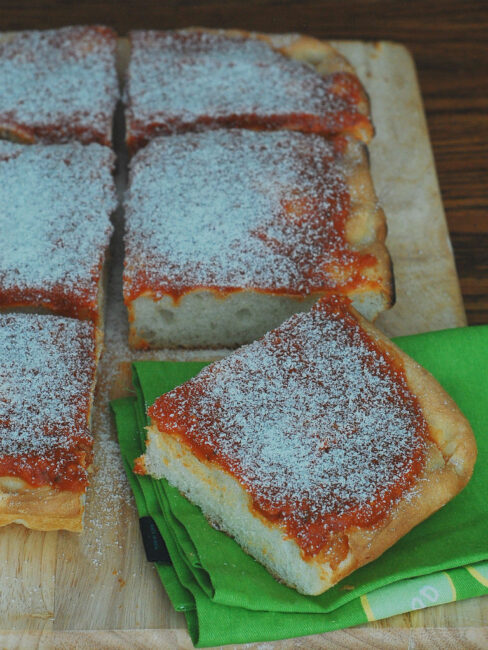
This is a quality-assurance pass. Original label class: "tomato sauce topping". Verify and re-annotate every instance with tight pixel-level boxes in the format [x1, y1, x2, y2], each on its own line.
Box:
[0, 26, 118, 145]
[0, 141, 116, 323]
[124, 130, 380, 305]
[148, 296, 429, 558]
[0, 314, 98, 492]
[126, 30, 372, 152]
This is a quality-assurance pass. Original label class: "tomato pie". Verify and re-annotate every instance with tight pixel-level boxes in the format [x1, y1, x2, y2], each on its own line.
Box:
[0, 25, 118, 146]
[125, 29, 373, 153]
[136, 295, 476, 594]
[123, 129, 392, 348]
[0, 313, 101, 532]
[0, 141, 116, 325]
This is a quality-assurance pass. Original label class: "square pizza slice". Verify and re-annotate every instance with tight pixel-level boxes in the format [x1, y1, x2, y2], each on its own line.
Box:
[137, 295, 476, 594]
[125, 29, 373, 153]
[0, 141, 116, 325]
[0, 25, 119, 146]
[123, 129, 392, 348]
[0, 313, 101, 532]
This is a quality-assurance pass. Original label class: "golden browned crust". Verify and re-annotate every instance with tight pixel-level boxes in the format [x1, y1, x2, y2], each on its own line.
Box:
[0, 123, 35, 145]
[188, 28, 357, 74]
[0, 480, 85, 532]
[326, 138, 393, 311]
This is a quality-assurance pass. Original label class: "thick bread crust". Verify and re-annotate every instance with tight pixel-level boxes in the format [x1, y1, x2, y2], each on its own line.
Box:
[126, 136, 393, 349]
[196, 29, 356, 74]
[0, 481, 85, 532]
[142, 304, 476, 594]
[324, 139, 392, 312]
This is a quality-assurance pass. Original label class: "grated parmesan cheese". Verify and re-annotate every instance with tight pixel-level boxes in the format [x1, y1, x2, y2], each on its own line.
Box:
[0, 141, 116, 319]
[0, 26, 119, 144]
[149, 298, 428, 553]
[124, 129, 371, 300]
[0, 314, 96, 475]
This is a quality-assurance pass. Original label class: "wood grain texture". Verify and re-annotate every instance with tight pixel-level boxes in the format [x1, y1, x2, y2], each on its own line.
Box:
[1, 626, 488, 649]
[335, 40, 466, 336]
[0, 527, 56, 631]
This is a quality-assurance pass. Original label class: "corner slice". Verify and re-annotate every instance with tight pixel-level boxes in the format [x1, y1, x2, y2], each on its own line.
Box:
[125, 28, 373, 153]
[137, 295, 476, 595]
[0, 141, 116, 326]
[123, 129, 392, 349]
[0, 25, 119, 145]
[0, 314, 102, 532]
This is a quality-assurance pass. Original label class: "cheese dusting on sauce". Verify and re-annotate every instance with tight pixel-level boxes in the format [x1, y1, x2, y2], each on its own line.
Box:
[124, 130, 376, 303]
[0, 141, 116, 321]
[126, 30, 372, 151]
[0, 26, 118, 145]
[0, 314, 97, 491]
[149, 297, 428, 557]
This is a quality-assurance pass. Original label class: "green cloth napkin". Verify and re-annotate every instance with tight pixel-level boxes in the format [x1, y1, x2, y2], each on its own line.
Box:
[111, 326, 488, 647]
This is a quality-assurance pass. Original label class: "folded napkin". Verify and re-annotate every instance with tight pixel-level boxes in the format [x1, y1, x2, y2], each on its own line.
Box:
[111, 326, 488, 647]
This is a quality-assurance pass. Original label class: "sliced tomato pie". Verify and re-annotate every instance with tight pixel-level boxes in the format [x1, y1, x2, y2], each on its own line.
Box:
[0, 141, 116, 325]
[0, 313, 101, 532]
[123, 129, 392, 348]
[125, 29, 373, 153]
[0, 25, 119, 146]
[137, 295, 476, 594]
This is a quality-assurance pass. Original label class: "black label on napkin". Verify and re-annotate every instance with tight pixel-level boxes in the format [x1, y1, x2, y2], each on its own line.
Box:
[139, 516, 172, 564]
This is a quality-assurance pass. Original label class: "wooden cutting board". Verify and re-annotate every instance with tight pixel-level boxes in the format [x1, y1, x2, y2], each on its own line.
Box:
[1, 40, 486, 649]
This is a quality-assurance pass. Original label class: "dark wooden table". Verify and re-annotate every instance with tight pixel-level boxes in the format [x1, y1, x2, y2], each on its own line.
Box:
[3, 0, 487, 324]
